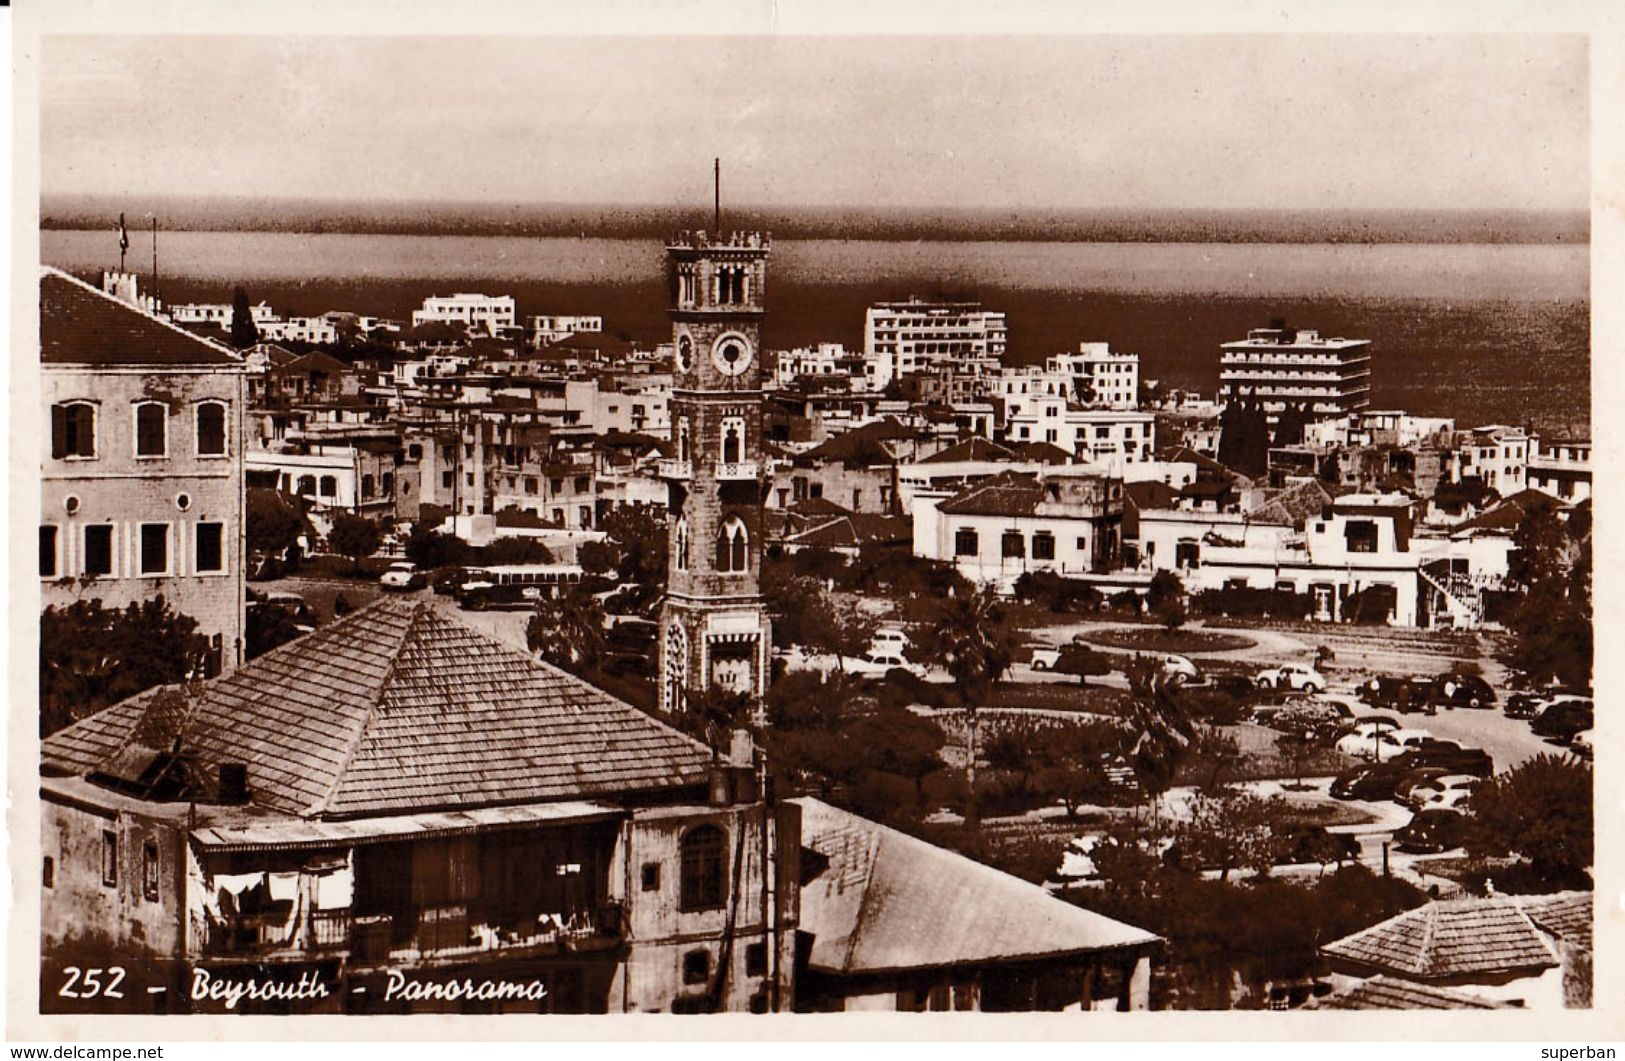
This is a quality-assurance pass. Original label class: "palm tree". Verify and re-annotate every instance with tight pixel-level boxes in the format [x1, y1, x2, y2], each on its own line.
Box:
[1122, 655, 1196, 824]
[914, 584, 1016, 823]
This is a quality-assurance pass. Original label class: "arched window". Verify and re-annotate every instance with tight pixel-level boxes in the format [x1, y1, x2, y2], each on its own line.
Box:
[674, 518, 690, 572]
[677, 418, 692, 463]
[297, 475, 316, 496]
[51, 402, 97, 459]
[361, 474, 376, 499]
[720, 417, 744, 465]
[715, 517, 748, 574]
[663, 623, 689, 714]
[679, 825, 726, 911]
[135, 402, 168, 458]
[382, 472, 395, 497]
[319, 475, 337, 498]
[195, 401, 227, 457]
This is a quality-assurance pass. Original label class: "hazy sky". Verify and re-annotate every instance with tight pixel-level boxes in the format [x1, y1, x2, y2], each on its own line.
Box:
[41, 33, 1588, 211]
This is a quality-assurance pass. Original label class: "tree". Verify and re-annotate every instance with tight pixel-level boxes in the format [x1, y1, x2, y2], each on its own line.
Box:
[229, 286, 261, 349]
[1216, 392, 1269, 478]
[526, 590, 608, 671]
[1501, 507, 1592, 688]
[328, 513, 383, 573]
[763, 572, 875, 666]
[40, 598, 213, 736]
[246, 488, 310, 560]
[1466, 753, 1592, 886]
[1169, 792, 1283, 882]
[404, 525, 470, 570]
[1054, 644, 1113, 685]
[1122, 656, 1197, 806]
[911, 584, 1017, 822]
[1147, 570, 1187, 631]
[588, 504, 668, 586]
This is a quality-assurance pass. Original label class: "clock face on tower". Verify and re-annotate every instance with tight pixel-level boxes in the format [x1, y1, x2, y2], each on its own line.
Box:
[674, 334, 695, 373]
[712, 334, 753, 378]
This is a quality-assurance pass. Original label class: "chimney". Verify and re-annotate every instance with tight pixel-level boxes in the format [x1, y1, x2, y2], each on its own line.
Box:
[217, 762, 250, 805]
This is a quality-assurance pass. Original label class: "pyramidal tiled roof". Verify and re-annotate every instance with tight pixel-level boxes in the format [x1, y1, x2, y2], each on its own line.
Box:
[42, 599, 712, 819]
[1303, 975, 1508, 1010]
[1322, 897, 1565, 980]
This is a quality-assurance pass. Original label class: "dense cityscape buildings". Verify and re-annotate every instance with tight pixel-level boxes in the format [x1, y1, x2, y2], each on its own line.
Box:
[36, 211, 1594, 1018]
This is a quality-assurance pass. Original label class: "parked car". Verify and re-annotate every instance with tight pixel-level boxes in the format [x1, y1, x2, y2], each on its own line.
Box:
[1393, 809, 1470, 854]
[1160, 654, 1202, 683]
[1358, 676, 1435, 714]
[1336, 727, 1408, 763]
[1531, 698, 1594, 742]
[1027, 646, 1061, 671]
[378, 561, 428, 592]
[1417, 775, 1481, 812]
[1504, 692, 1545, 720]
[1330, 762, 1407, 802]
[870, 627, 910, 654]
[1429, 674, 1497, 710]
[1256, 663, 1325, 693]
[1393, 767, 1455, 810]
[1391, 742, 1494, 778]
[845, 651, 927, 679]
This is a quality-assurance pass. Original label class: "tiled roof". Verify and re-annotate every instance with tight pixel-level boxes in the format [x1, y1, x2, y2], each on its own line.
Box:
[1248, 479, 1333, 526]
[1321, 897, 1562, 980]
[1009, 441, 1075, 465]
[41, 269, 241, 367]
[1124, 480, 1180, 513]
[42, 600, 712, 819]
[800, 417, 920, 464]
[274, 350, 350, 377]
[937, 471, 1045, 517]
[1303, 975, 1508, 1010]
[1517, 892, 1592, 950]
[793, 798, 1157, 975]
[920, 437, 1016, 464]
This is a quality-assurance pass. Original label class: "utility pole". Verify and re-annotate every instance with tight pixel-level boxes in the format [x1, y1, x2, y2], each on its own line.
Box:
[714, 158, 721, 233]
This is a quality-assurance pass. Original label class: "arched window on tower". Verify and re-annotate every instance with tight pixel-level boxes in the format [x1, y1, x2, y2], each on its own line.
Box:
[677, 417, 692, 463]
[674, 518, 690, 572]
[663, 622, 689, 715]
[716, 517, 748, 574]
[720, 417, 744, 465]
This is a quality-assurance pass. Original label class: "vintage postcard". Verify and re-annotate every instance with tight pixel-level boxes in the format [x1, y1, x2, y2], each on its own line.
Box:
[8, 0, 1623, 1042]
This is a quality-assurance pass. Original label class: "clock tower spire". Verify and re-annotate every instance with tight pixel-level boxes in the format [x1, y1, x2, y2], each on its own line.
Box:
[656, 193, 772, 722]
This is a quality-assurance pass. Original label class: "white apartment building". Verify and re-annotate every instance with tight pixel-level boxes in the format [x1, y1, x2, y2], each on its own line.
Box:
[1304, 411, 1456, 451]
[863, 298, 1008, 387]
[1219, 325, 1372, 416]
[1526, 436, 1591, 503]
[259, 316, 338, 345]
[529, 314, 603, 345]
[412, 293, 517, 336]
[773, 343, 868, 388]
[169, 300, 277, 330]
[1449, 425, 1531, 494]
[1047, 343, 1140, 409]
[1006, 407, 1156, 465]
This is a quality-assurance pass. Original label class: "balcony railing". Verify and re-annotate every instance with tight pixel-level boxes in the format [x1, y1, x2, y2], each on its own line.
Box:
[714, 460, 761, 481]
[657, 459, 692, 480]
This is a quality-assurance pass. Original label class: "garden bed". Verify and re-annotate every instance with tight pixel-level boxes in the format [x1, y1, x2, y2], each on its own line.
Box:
[1079, 626, 1257, 655]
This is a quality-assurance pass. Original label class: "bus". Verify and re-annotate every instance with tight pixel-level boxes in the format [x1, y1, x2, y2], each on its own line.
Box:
[453, 563, 585, 610]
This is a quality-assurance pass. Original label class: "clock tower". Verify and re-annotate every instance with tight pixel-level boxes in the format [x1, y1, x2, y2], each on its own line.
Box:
[657, 227, 772, 720]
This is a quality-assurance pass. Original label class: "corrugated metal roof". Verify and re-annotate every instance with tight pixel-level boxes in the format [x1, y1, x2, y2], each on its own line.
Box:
[41, 599, 713, 820]
[1322, 897, 1564, 980]
[792, 798, 1157, 976]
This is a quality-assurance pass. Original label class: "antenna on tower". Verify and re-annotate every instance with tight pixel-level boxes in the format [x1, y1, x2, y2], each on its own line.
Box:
[714, 158, 721, 233]
[151, 216, 159, 301]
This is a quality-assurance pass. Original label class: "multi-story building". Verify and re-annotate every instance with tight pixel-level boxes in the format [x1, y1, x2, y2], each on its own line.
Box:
[1047, 342, 1140, 409]
[169, 300, 276, 332]
[863, 298, 1008, 388]
[1526, 436, 1591, 503]
[412, 293, 517, 337]
[528, 314, 603, 346]
[1005, 406, 1156, 465]
[1218, 325, 1372, 417]
[658, 230, 774, 716]
[259, 316, 339, 346]
[40, 268, 246, 671]
[1448, 425, 1531, 495]
[914, 469, 1126, 590]
[772, 343, 867, 389]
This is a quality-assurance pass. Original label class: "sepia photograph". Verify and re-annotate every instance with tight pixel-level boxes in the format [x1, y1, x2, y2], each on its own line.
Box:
[13, 1, 1610, 1034]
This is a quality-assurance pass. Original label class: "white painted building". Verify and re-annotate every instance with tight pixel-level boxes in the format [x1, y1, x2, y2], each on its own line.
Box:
[863, 298, 1008, 386]
[528, 314, 603, 345]
[413, 293, 517, 336]
[1005, 407, 1156, 464]
[773, 343, 868, 388]
[1525, 436, 1591, 503]
[259, 316, 338, 345]
[1219, 325, 1372, 416]
[1046, 343, 1140, 409]
[1304, 410, 1456, 451]
[1449, 425, 1531, 494]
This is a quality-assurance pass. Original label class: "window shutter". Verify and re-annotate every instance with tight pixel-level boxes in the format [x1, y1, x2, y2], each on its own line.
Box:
[51, 404, 67, 459]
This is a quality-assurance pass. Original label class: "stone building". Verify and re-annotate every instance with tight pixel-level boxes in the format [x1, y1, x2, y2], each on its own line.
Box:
[657, 231, 774, 715]
[40, 268, 247, 672]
